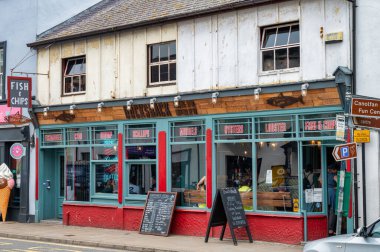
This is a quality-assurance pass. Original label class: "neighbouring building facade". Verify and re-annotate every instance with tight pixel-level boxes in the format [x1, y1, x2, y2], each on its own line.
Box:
[355, 0, 380, 228]
[29, 0, 356, 244]
[0, 0, 101, 222]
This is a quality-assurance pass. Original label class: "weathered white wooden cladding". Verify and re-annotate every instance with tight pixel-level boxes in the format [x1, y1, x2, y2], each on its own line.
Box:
[37, 0, 351, 106]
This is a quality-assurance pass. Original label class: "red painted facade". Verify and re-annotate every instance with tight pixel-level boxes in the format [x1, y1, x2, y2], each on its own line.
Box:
[63, 204, 327, 244]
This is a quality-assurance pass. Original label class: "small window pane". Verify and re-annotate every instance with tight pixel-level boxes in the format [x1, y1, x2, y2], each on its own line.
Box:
[65, 60, 75, 75]
[170, 63, 176, 81]
[160, 64, 169, 82]
[289, 47, 300, 68]
[129, 164, 156, 195]
[263, 28, 277, 48]
[160, 44, 169, 61]
[126, 146, 156, 160]
[276, 26, 290, 46]
[72, 76, 80, 92]
[68, 60, 85, 75]
[275, 49, 287, 70]
[262, 51, 274, 71]
[92, 146, 118, 161]
[151, 65, 159, 83]
[289, 25, 300, 44]
[64, 77, 72, 93]
[169, 42, 176, 60]
[80, 75, 86, 91]
[95, 164, 118, 194]
[151, 45, 159, 63]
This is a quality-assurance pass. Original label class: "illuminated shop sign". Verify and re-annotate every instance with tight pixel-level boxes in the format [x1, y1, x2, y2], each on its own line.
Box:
[304, 120, 336, 131]
[74, 132, 83, 140]
[131, 129, 151, 138]
[45, 134, 62, 142]
[100, 131, 113, 139]
[265, 122, 287, 133]
[224, 125, 244, 134]
[179, 127, 198, 136]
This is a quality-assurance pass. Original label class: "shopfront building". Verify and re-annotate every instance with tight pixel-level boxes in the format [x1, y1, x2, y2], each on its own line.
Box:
[34, 79, 351, 244]
[0, 106, 31, 223]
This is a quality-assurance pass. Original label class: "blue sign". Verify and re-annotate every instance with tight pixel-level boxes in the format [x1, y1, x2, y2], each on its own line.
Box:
[340, 147, 349, 158]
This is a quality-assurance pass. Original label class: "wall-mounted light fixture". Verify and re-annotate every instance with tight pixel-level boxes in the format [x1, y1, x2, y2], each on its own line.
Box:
[97, 102, 104, 113]
[301, 83, 309, 97]
[254, 88, 262, 101]
[69, 104, 77, 115]
[150, 98, 157, 109]
[174, 95, 181, 108]
[126, 100, 133, 111]
[43, 107, 49, 117]
[211, 92, 219, 104]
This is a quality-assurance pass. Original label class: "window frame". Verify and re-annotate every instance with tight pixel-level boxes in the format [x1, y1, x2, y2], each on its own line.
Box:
[0, 41, 6, 101]
[260, 23, 300, 72]
[62, 55, 86, 96]
[147, 41, 177, 87]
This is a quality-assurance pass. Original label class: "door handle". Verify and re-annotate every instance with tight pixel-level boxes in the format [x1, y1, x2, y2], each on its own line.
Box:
[43, 180, 51, 190]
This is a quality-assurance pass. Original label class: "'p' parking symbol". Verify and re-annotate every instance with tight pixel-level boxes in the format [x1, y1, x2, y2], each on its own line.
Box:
[341, 147, 349, 158]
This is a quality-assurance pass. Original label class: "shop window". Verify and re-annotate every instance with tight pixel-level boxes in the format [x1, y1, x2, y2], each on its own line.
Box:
[125, 123, 157, 197]
[261, 24, 300, 71]
[92, 146, 118, 161]
[92, 125, 118, 145]
[65, 147, 90, 201]
[62, 56, 86, 95]
[66, 127, 90, 145]
[171, 144, 206, 207]
[255, 116, 296, 140]
[129, 164, 156, 195]
[148, 41, 176, 86]
[0, 41, 5, 100]
[302, 143, 323, 213]
[170, 120, 205, 142]
[216, 142, 253, 210]
[256, 141, 298, 212]
[215, 118, 252, 140]
[300, 113, 337, 138]
[95, 163, 118, 194]
[41, 129, 64, 146]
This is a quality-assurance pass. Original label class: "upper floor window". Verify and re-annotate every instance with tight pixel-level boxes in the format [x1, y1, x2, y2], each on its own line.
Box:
[148, 41, 176, 86]
[63, 56, 86, 95]
[261, 24, 300, 72]
[0, 42, 5, 100]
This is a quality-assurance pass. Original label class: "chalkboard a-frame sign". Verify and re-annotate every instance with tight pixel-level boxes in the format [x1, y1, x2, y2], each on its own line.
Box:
[205, 188, 253, 246]
[139, 192, 177, 237]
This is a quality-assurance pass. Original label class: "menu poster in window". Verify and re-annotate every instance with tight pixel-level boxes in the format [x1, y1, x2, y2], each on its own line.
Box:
[205, 188, 253, 246]
[139, 192, 177, 237]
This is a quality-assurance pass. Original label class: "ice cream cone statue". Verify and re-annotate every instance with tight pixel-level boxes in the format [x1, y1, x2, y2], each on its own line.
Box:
[0, 163, 15, 222]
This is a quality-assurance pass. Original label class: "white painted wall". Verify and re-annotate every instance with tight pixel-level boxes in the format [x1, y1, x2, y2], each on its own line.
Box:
[37, 0, 351, 106]
[356, 0, 380, 226]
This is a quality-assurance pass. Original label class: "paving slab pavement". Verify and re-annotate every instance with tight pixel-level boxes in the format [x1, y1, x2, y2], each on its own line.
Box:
[0, 221, 303, 252]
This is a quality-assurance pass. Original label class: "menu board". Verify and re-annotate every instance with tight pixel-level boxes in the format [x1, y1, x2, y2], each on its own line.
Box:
[219, 188, 247, 228]
[205, 188, 252, 246]
[139, 192, 177, 236]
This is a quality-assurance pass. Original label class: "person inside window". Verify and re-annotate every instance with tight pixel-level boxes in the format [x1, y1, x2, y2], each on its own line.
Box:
[197, 176, 206, 191]
[103, 178, 114, 193]
[327, 163, 338, 236]
[150, 177, 156, 191]
[129, 175, 140, 194]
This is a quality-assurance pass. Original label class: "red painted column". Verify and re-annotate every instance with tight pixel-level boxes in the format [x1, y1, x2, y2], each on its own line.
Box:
[35, 137, 39, 201]
[118, 133, 123, 204]
[158, 131, 167, 192]
[206, 129, 212, 208]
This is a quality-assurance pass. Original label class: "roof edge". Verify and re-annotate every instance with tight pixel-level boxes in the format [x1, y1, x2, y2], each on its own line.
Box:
[28, 0, 289, 48]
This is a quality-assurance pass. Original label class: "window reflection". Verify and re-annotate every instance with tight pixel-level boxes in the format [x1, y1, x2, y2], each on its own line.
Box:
[129, 164, 156, 195]
[95, 164, 118, 194]
[256, 141, 298, 212]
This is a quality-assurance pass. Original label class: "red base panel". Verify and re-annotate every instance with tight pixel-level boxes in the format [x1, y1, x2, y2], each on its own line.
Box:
[63, 204, 327, 244]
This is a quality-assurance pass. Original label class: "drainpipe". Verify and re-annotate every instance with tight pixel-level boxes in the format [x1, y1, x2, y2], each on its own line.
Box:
[302, 210, 308, 242]
[347, 0, 359, 230]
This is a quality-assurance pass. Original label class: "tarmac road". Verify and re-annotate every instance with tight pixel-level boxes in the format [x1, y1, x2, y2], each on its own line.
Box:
[0, 237, 128, 252]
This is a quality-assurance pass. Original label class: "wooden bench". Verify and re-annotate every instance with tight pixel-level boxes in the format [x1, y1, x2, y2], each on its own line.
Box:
[183, 190, 206, 205]
[257, 191, 292, 210]
[183, 190, 292, 210]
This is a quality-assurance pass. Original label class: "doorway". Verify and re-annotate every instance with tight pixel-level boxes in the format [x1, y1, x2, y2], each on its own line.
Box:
[41, 149, 64, 220]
